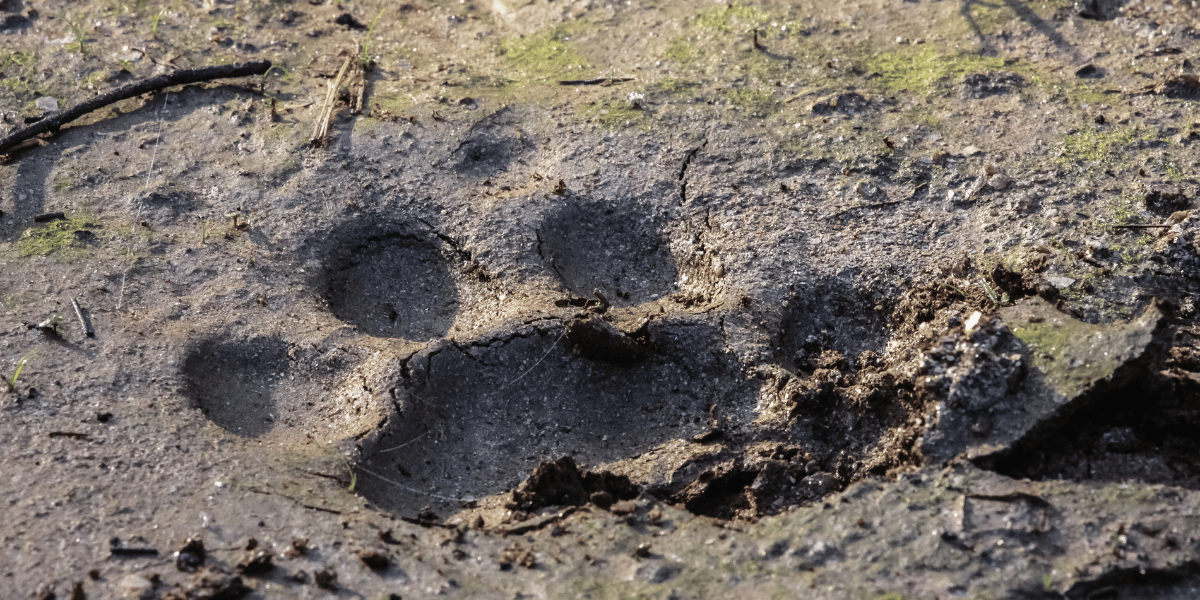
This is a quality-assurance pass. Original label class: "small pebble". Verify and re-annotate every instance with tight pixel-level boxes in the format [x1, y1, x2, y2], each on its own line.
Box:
[117, 574, 152, 598]
[964, 311, 982, 332]
[36, 97, 59, 113]
[314, 567, 338, 591]
[1047, 276, 1076, 289]
[358, 550, 389, 571]
[988, 173, 1012, 191]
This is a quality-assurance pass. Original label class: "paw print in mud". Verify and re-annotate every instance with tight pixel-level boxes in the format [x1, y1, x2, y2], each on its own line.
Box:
[179, 196, 744, 519]
[177, 134, 918, 524]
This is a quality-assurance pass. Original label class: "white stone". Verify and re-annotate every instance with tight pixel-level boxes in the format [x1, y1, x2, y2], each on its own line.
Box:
[36, 97, 59, 113]
[118, 574, 153, 598]
[964, 311, 982, 332]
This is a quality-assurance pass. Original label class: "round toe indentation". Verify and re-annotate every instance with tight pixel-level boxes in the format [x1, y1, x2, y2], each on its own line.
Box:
[181, 335, 395, 441]
[539, 202, 678, 305]
[451, 106, 533, 176]
[326, 233, 459, 340]
[182, 336, 288, 438]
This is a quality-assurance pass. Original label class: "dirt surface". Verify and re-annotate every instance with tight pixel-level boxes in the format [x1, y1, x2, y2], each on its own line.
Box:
[3, 0, 1200, 598]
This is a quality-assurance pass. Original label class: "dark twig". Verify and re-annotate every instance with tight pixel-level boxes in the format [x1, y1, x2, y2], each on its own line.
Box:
[245, 487, 344, 515]
[1113, 224, 1170, 229]
[0, 60, 272, 155]
[828, 199, 903, 220]
[826, 183, 927, 220]
[558, 77, 635, 86]
[33, 212, 66, 223]
[591, 289, 611, 313]
[49, 431, 90, 439]
[500, 506, 583, 536]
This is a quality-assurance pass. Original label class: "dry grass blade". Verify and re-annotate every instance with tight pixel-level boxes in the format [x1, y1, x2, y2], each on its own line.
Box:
[4, 353, 31, 393]
[352, 56, 368, 116]
[311, 56, 353, 144]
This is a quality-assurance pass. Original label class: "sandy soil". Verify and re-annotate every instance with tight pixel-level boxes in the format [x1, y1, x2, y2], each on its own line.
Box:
[2, 0, 1200, 598]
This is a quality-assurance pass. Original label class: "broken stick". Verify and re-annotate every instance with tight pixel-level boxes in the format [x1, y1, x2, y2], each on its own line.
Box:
[557, 77, 635, 86]
[0, 60, 272, 156]
[71, 297, 95, 338]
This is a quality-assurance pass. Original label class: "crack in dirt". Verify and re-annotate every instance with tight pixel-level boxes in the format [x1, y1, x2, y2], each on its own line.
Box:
[245, 488, 343, 515]
[416, 216, 473, 263]
[535, 227, 571, 288]
[678, 139, 707, 205]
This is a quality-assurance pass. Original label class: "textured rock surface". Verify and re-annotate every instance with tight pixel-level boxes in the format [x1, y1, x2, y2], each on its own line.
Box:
[920, 297, 1169, 464]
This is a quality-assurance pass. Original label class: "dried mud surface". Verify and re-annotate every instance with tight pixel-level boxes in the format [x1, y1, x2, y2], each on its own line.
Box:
[3, 0, 1200, 598]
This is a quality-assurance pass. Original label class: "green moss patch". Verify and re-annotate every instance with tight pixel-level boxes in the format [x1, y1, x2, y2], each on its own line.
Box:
[1058, 126, 1167, 167]
[662, 38, 693, 64]
[1010, 319, 1117, 398]
[1005, 297, 1164, 399]
[16, 215, 104, 259]
[0, 52, 38, 100]
[1, 51, 35, 70]
[583, 100, 650, 130]
[499, 28, 590, 84]
[724, 86, 775, 113]
[693, 3, 772, 31]
[863, 44, 1007, 96]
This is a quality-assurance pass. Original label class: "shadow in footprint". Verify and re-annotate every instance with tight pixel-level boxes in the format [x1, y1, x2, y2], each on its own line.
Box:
[322, 222, 460, 340]
[991, 374, 1200, 490]
[355, 319, 742, 515]
[538, 199, 678, 306]
[777, 275, 892, 369]
[182, 336, 287, 438]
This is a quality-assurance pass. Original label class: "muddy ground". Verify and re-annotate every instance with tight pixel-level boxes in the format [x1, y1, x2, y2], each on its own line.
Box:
[2, 0, 1200, 598]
